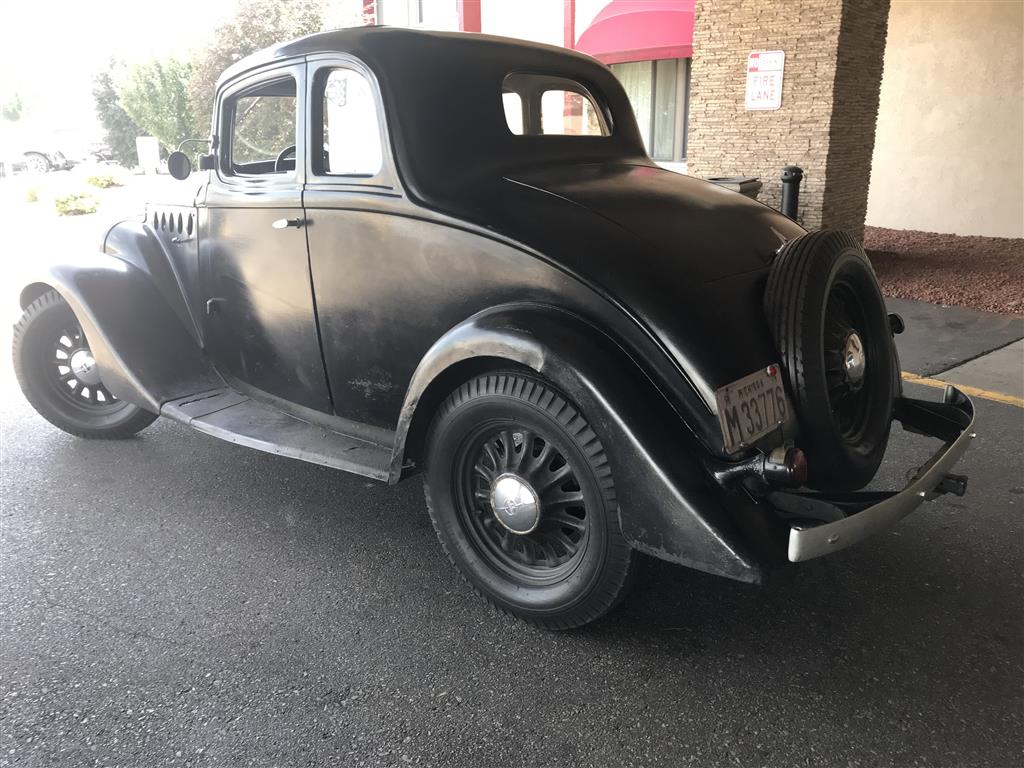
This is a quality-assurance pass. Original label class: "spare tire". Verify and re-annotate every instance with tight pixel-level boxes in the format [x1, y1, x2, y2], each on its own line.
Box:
[764, 230, 894, 490]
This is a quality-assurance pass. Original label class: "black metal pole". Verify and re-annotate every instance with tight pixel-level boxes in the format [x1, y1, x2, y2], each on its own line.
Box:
[780, 165, 803, 220]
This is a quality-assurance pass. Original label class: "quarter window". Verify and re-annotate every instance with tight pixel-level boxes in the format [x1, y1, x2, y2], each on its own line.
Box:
[315, 69, 383, 177]
[502, 92, 524, 135]
[227, 76, 297, 176]
[501, 74, 610, 137]
[539, 89, 606, 136]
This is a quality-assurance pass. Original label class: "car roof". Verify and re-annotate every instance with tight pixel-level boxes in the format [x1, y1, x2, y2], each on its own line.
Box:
[220, 26, 600, 86]
[218, 27, 650, 220]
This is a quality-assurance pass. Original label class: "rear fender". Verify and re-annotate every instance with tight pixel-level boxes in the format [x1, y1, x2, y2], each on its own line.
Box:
[18, 251, 219, 412]
[395, 304, 764, 583]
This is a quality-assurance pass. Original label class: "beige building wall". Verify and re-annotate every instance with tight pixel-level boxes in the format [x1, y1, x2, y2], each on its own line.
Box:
[687, 0, 890, 238]
[866, 1, 1024, 238]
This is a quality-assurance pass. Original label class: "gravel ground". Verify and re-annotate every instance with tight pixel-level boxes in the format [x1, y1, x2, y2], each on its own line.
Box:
[864, 227, 1024, 316]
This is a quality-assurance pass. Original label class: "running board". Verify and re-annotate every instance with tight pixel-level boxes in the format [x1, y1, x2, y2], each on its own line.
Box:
[161, 388, 392, 481]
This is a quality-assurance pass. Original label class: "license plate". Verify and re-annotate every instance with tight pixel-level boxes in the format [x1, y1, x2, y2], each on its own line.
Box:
[715, 364, 790, 453]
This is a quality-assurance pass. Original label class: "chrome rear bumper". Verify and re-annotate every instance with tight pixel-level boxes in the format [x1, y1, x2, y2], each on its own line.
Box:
[774, 385, 975, 563]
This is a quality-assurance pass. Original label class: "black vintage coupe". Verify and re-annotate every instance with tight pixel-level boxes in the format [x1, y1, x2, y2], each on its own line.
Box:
[12, 28, 974, 628]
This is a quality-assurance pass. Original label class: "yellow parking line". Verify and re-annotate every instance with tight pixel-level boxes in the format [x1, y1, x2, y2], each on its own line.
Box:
[901, 372, 1024, 408]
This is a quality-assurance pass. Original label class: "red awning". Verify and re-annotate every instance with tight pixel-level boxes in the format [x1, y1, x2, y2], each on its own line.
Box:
[576, 0, 695, 65]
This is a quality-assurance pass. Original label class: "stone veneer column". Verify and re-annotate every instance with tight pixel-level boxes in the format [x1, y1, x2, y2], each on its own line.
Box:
[686, 0, 890, 239]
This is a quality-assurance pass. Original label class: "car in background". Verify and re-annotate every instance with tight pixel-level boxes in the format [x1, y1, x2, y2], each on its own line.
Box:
[0, 125, 79, 175]
[19, 147, 76, 173]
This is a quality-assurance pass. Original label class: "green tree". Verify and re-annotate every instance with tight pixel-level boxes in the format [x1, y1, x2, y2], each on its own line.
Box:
[92, 65, 144, 167]
[116, 58, 195, 155]
[187, 0, 324, 137]
[1, 93, 22, 122]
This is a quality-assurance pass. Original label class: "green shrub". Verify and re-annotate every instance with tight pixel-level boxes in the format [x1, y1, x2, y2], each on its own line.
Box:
[54, 192, 99, 216]
[87, 173, 122, 189]
[25, 187, 39, 203]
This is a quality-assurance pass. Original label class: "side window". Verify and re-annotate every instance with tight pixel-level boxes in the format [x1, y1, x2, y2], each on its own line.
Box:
[227, 76, 297, 176]
[315, 68, 383, 177]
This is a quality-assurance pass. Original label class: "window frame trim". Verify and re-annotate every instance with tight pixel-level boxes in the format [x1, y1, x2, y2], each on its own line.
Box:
[216, 60, 306, 189]
[305, 54, 397, 192]
[501, 72, 614, 138]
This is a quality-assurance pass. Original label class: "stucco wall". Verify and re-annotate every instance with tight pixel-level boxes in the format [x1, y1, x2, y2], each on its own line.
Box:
[686, 0, 890, 237]
[481, 0, 563, 46]
[866, 1, 1024, 238]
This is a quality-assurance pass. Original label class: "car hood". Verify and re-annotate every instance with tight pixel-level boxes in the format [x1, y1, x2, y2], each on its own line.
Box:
[472, 162, 806, 411]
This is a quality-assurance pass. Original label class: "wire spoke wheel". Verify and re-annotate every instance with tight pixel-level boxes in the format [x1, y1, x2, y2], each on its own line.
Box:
[455, 423, 590, 584]
[50, 322, 121, 412]
[424, 372, 635, 628]
[765, 230, 895, 490]
[12, 290, 158, 439]
[822, 278, 873, 442]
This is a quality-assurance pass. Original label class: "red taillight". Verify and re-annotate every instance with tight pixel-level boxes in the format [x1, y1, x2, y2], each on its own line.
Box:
[785, 447, 808, 487]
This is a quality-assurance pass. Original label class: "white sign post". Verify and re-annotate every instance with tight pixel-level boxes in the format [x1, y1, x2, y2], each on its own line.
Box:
[136, 136, 162, 175]
[745, 50, 785, 111]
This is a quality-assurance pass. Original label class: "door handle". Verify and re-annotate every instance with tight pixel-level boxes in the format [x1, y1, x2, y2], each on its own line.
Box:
[272, 217, 307, 229]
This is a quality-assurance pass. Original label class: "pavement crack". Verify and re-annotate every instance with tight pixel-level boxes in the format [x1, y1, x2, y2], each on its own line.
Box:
[928, 335, 1024, 376]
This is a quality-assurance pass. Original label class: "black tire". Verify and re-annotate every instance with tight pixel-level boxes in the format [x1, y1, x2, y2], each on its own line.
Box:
[765, 230, 894, 490]
[12, 290, 158, 439]
[23, 152, 50, 174]
[424, 372, 634, 629]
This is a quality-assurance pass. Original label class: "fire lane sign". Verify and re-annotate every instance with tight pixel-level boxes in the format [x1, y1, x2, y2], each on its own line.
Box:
[745, 50, 785, 110]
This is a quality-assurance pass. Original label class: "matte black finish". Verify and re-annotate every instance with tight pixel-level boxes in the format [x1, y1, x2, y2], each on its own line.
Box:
[15, 27, 970, 585]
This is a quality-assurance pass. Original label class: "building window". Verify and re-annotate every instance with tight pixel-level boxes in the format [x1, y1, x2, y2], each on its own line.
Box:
[610, 58, 689, 162]
[379, 0, 425, 26]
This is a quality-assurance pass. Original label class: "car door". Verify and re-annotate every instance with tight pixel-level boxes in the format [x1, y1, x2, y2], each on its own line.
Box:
[202, 60, 333, 414]
[302, 58, 406, 429]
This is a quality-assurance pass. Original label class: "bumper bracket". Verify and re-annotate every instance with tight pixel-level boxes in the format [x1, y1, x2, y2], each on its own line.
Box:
[775, 385, 975, 563]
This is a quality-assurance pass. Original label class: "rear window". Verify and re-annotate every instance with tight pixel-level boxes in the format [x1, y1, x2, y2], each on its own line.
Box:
[502, 74, 610, 137]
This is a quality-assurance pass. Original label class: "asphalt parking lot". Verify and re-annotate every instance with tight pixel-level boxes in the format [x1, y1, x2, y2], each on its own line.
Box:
[2, 323, 1022, 767]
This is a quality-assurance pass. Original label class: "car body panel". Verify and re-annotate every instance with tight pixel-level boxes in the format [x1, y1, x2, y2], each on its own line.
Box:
[391, 304, 765, 582]
[18, 250, 220, 413]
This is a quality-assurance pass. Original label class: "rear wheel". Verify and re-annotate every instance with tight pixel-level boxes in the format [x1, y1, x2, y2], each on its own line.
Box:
[424, 372, 634, 629]
[765, 230, 894, 490]
[12, 290, 158, 439]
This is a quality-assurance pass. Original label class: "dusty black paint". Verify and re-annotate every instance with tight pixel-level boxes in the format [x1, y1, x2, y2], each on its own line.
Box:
[14, 28, 972, 584]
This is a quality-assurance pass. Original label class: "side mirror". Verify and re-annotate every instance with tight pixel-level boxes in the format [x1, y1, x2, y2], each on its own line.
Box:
[167, 151, 192, 180]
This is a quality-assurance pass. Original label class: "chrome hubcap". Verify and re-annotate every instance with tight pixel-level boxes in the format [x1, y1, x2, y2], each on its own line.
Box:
[843, 331, 866, 387]
[69, 349, 101, 386]
[490, 473, 541, 534]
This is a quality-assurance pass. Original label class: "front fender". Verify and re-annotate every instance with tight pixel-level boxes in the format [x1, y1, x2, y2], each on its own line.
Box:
[18, 251, 219, 412]
[395, 304, 765, 583]
[103, 217, 203, 345]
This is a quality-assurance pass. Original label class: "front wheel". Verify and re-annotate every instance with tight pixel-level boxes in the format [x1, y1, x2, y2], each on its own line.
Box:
[12, 290, 158, 439]
[424, 372, 634, 629]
